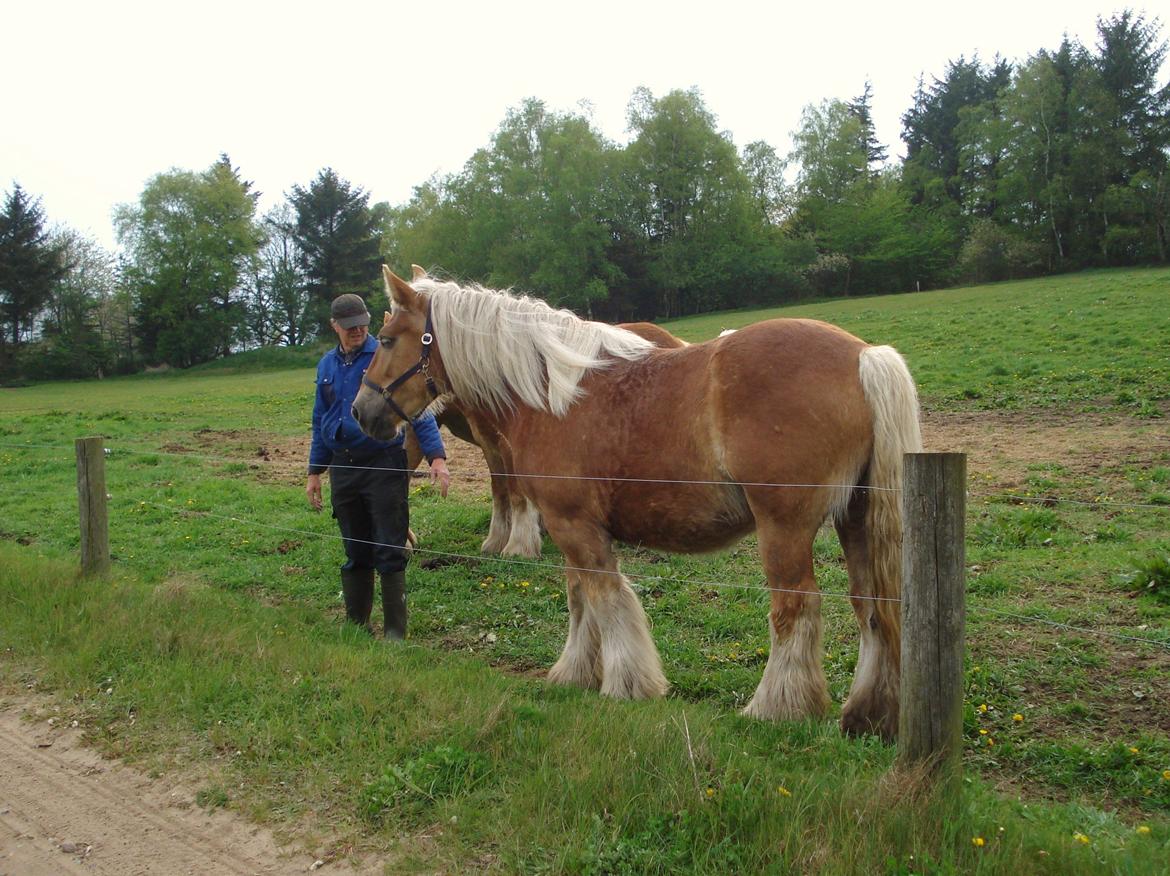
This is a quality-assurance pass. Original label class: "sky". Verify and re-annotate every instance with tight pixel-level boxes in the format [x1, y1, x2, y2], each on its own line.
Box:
[3, 0, 1154, 251]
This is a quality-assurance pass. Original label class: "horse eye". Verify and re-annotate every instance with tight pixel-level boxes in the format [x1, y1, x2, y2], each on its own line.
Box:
[379, 336, 396, 349]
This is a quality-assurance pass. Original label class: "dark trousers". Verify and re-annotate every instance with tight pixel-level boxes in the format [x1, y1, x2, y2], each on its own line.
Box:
[330, 446, 410, 575]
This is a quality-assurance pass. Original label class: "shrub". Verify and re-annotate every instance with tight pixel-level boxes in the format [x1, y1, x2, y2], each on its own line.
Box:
[802, 251, 851, 297]
[957, 220, 1046, 284]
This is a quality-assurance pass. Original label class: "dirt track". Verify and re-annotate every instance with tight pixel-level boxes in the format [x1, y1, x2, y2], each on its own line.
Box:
[0, 698, 377, 876]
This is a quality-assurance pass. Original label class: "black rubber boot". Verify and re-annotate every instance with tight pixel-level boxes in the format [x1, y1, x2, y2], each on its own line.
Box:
[340, 568, 375, 632]
[381, 571, 407, 640]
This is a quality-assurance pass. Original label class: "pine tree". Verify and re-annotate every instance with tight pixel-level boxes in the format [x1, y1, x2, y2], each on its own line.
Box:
[0, 184, 67, 351]
[289, 169, 383, 336]
[848, 80, 888, 176]
[901, 57, 1012, 208]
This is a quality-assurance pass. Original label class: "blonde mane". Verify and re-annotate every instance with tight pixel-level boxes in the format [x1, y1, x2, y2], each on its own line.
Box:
[409, 278, 654, 417]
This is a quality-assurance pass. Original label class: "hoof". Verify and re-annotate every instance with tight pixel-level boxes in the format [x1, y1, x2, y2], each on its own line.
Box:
[548, 659, 602, 691]
[480, 536, 508, 555]
[840, 700, 898, 742]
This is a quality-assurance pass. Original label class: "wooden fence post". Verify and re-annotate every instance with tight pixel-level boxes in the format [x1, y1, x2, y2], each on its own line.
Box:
[75, 436, 110, 576]
[897, 452, 967, 775]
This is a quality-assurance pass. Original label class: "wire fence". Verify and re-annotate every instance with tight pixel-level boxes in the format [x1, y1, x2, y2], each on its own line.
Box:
[2, 437, 1168, 653]
[7, 438, 1170, 507]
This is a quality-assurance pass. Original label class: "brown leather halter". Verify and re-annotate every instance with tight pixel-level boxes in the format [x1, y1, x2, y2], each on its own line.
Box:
[360, 306, 440, 423]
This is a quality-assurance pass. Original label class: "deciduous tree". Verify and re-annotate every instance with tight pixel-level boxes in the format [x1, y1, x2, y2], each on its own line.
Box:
[116, 155, 262, 367]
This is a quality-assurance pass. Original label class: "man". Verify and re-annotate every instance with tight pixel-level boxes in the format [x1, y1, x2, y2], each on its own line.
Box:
[307, 292, 450, 639]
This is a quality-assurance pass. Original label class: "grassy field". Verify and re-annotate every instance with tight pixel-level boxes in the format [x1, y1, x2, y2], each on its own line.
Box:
[1, 267, 1169, 873]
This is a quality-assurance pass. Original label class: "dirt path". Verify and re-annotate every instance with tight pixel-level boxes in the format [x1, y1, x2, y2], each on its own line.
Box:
[0, 698, 376, 876]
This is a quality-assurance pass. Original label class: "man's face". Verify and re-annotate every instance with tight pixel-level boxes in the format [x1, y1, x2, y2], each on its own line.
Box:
[332, 319, 368, 353]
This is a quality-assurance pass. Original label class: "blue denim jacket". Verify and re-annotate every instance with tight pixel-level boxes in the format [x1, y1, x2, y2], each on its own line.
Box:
[308, 335, 445, 474]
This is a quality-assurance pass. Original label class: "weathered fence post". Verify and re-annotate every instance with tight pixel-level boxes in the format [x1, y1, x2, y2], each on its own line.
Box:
[897, 452, 967, 775]
[75, 436, 110, 576]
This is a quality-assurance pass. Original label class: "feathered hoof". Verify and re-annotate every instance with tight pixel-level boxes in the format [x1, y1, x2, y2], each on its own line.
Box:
[742, 689, 829, 722]
[501, 538, 542, 559]
[840, 696, 899, 742]
[600, 668, 669, 700]
[547, 658, 602, 691]
[480, 534, 508, 555]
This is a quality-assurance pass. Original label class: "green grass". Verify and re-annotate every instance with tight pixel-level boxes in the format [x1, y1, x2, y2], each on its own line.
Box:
[667, 267, 1170, 413]
[2, 266, 1170, 872]
[4, 545, 1167, 874]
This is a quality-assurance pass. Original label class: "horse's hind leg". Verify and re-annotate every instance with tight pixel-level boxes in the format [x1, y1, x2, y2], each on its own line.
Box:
[470, 418, 512, 555]
[836, 494, 900, 740]
[502, 495, 542, 558]
[743, 522, 829, 721]
[546, 520, 667, 699]
[480, 470, 512, 554]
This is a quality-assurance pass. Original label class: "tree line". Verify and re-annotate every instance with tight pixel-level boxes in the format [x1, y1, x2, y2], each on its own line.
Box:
[1, 10, 1165, 381]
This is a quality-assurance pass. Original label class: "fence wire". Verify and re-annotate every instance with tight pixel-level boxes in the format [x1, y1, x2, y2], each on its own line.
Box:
[7, 439, 1170, 509]
[2, 438, 1169, 651]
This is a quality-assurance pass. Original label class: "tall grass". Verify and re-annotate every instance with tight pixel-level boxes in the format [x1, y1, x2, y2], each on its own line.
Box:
[3, 543, 1163, 873]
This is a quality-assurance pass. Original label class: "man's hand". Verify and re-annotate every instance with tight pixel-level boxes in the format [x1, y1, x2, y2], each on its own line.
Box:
[306, 473, 323, 511]
[429, 457, 451, 498]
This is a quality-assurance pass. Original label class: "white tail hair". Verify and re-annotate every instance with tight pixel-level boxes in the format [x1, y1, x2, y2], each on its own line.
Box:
[857, 344, 923, 656]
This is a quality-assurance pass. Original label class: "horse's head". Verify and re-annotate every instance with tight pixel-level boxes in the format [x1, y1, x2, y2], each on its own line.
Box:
[351, 265, 445, 440]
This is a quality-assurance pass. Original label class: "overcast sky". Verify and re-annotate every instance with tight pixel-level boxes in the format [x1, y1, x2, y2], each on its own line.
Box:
[3, 1, 1155, 250]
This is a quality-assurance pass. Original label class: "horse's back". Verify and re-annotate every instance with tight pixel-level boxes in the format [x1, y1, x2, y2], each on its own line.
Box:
[508, 319, 875, 552]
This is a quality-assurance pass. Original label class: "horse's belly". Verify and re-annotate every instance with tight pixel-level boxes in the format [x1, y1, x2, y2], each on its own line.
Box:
[607, 484, 754, 553]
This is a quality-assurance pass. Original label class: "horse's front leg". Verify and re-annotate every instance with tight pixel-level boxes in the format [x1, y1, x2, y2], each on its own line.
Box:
[547, 571, 602, 690]
[546, 519, 668, 700]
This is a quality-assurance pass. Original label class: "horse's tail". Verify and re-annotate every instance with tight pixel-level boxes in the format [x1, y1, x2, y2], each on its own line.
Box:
[857, 345, 922, 661]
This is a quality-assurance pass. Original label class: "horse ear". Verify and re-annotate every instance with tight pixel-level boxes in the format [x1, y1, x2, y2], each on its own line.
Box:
[382, 310, 392, 327]
[410, 264, 427, 281]
[383, 265, 418, 309]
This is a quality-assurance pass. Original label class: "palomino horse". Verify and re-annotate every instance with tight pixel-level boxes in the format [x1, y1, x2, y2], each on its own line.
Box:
[355, 267, 921, 739]
[403, 290, 686, 559]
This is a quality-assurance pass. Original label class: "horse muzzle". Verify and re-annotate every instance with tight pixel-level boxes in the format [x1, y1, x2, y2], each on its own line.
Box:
[351, 392, 402, 441]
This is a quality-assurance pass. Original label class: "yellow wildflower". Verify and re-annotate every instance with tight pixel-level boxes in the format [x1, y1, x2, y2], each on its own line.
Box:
[1073, 832, 1090, 845]
[705, 787, 715, 798]
[1012, 713, 1023, 722]
[979, 729, 989, 736]
[1163, 770, 1170, 781]
[972, 837, 985, 847]
[1136, 825, 1151, 836]
[1129, 746, 1139, 754]
[978, 703, 988, 713]
[778, 786, 792, 797]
